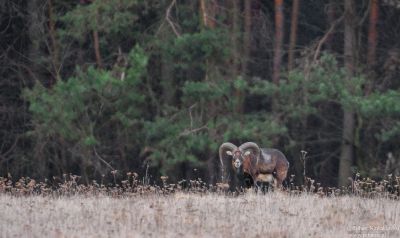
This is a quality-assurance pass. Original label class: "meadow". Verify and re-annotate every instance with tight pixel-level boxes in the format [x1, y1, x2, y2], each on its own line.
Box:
[0, 175, 399, 238]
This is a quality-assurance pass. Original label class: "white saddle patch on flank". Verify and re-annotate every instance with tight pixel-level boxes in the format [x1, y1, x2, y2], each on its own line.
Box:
[264, 154, 272, 162]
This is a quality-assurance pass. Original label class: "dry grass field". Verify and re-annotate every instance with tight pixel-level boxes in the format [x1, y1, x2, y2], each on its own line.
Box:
[1, 191, 399, 238]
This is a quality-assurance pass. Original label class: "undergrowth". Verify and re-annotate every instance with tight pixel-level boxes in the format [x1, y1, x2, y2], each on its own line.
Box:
[1, 172, 399, 199]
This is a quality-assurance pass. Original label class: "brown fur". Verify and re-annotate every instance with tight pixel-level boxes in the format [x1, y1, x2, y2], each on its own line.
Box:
[242, 151, 289, 188]
[219, 142, 289, 190]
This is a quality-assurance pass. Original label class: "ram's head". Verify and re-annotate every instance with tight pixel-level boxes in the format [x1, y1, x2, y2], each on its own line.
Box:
[219, 142, 260, 172]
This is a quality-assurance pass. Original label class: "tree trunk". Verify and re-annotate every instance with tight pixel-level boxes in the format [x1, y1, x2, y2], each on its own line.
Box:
[199, 0, 208, 27]
[28, 0, 46, 80]
[231, 0, 240, 78]
[92, 5, 102, 68]
[207, 156, 215, 184]
[28, 0, 49, 175]
[338, 0, 357, 187]
[325, 1, 336, 51]
[93, 30, 102, 68]
[48, 0, 60, 83]
[199, 0, 218, 184]
[365, 0, 379, 96]
[161, 54, 174, 110]
[243, 0, 252, 76]
[273, 0, 284, 85]
[367, 0, 379, 67]
[199, 0, 217, 28]
[230, 0, 244, 114]
[288, 0, 300, 71]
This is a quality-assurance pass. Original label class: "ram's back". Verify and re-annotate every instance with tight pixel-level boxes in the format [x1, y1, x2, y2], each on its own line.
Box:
[258, 148, 289, 174]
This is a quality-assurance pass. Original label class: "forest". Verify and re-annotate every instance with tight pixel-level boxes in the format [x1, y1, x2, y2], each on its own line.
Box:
[1, 0, 400, 187]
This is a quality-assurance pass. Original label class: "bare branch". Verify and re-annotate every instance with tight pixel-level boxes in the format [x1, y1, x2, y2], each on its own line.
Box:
[189, 103, 196, 130]
[166, 0, 181, 37]
[313, 15, 344, 63]
[179, 125, 208, 137]
[93, 147, 115, 171]
[0, 136, 19, 164]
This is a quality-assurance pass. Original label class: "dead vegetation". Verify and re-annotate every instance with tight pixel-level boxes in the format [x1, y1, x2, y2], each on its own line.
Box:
[0, 173, 399, 238]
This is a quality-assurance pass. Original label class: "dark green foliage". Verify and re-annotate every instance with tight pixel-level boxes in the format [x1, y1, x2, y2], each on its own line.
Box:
[2, 1, 400, 185]
[59, 0, 140, 42]
[166, 29, 230, 69]
[22, 45, 400, 181]
[23, 47, 148, 178]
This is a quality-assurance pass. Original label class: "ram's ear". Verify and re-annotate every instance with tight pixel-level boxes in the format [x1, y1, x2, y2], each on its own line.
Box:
[226, 151, 233, 156]
[244, 150, 251, 156]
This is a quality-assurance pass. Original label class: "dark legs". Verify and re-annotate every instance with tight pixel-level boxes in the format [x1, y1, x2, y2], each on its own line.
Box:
[255, 181, 274, 193]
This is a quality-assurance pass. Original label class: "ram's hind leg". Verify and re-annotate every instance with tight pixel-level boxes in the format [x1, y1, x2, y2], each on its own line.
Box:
[275, 168, 288, 190]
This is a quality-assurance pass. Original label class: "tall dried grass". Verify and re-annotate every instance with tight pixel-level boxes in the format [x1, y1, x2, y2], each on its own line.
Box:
[0, 192, 399, 238]
[1, 173, 399, 237]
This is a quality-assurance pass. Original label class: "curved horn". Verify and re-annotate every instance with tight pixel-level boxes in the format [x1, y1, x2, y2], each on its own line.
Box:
[239, 142, 261, 158]
[219, 142, 237, 166]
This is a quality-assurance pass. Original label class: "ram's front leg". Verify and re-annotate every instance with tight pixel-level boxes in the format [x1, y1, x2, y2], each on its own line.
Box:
[228, 171, 245, 193]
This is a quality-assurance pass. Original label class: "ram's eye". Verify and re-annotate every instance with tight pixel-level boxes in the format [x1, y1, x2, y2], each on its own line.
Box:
[226, 151, 233, 156]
